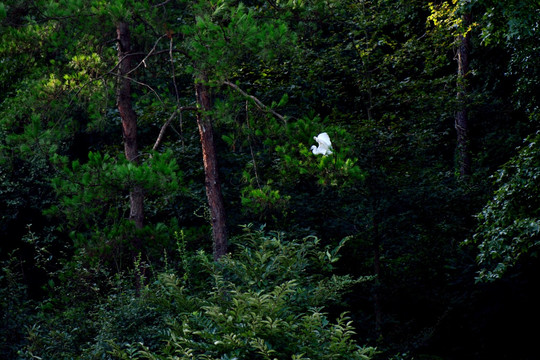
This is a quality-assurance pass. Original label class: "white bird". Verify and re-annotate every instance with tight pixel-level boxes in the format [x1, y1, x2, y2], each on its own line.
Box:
[311, 132, 333, 155]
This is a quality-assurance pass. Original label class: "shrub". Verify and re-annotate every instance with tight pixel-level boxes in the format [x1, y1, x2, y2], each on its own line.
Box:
[111, 225, 376, 360]
[0, 251, 35, 359]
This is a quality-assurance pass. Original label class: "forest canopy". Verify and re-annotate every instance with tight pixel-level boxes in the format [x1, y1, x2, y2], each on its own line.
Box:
[1, 0, 539, 359]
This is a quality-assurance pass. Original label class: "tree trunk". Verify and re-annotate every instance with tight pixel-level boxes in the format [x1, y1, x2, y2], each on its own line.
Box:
[455, 13, 472, 178]
[195, 76, 228, 260]
[116, 21, 144, 231]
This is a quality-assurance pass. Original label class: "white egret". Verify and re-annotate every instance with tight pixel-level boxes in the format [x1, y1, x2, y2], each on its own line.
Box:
[311, 132, 332, 155]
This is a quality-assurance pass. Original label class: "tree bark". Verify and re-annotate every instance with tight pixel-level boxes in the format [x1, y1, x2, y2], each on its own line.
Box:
[455, 13, 472, 178]
[195, 76, 228, 260]
[117, 21, 144, 231]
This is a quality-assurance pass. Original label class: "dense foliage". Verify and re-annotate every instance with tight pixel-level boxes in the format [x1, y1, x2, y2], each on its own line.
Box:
[467, 131, 540, 282]
[1, 0, 539, 359]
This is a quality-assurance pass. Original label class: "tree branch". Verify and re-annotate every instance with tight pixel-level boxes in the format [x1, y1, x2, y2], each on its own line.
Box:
[112, 72, 164, 106]
[223, 81, 288, 125]
[154, 0, 174, 7]
[108, 46, 190, 77]
[152, 106, 197, 151]
[126, 34, 168, 76]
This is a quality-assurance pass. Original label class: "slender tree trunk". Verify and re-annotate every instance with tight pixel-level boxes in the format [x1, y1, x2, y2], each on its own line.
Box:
[195, 76, 228, 260]
[117, 21, 144, 231]
[455, 13, 472, 178]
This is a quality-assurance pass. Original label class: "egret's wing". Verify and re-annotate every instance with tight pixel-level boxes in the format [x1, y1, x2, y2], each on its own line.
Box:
[316, 132, 332, 148]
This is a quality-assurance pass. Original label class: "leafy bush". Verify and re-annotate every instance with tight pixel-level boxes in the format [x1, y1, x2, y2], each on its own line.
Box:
[20, 260, 180, 360]
[110, 226, 376, 360]
[0, 251, 35, 359]
[467, 131, 540, 281]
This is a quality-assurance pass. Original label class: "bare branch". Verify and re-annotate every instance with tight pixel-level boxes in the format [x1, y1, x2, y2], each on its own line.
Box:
[113, 73, 165, 106]
[127, 34, 168, 76]
[108, 47, 190, 77]
[169, 37, 180, 102]
[152, 106, 197, 151]
[223, 81, 288, 125]
[154, 0, 174, 7]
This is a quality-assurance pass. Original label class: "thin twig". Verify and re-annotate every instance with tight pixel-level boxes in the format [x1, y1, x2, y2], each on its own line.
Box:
[246, 100, 261, 188]
[178, 106, 185, 151]
[170, 37, 180, 103]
